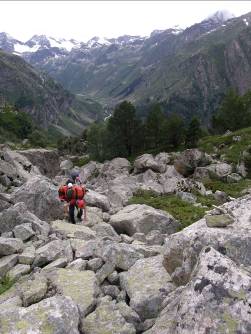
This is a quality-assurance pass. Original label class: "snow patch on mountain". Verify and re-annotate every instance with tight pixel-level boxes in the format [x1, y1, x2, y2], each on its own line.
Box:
[243, 18, 249, 26]
[48, 37, 81, 51]
[14, 42, 40, 53]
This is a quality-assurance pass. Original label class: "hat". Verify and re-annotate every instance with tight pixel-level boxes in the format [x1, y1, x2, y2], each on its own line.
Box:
[67, 183, 73, 188]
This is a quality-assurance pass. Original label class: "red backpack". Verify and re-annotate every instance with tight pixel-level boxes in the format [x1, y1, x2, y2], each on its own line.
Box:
[58, 185, 68, 201]
[73, 185, 86, 199]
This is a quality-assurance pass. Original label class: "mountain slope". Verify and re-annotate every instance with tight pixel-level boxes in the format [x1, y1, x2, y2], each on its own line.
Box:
[0, 50, 102, 136]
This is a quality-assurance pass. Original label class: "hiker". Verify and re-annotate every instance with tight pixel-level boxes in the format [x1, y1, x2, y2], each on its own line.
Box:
[66, 169, 80, 185]
[58, 181, 88, 224]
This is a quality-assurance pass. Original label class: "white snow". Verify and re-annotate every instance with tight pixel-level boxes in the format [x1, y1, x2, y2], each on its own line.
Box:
[243, 18, 249, 26]
[14, 42, 40, 53]
[48, 37, 80, 51]
[205, 10, 235, 23]
[87, 36, 111, 48]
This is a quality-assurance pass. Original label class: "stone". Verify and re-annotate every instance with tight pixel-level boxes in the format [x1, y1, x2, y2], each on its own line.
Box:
[0, 175, 11, 187]
[60, 159, 73, 173]
[85, 190, 111, 212]
[117, 301, 141, 331]
[11, 176, 63, 221]
[155, 152, 171, 173]
[71, 239, 98, 259]
[19, 277, 47, 307]
[110, 204, 179, 236]
[8, 264, 30, 281]
[51, 220, 96, 240]
[96, 240, 144, 271]
[0, 202, 50, 235]
[131, 241, 162, 257]
[0, 254, 18, 278]
[133, 154, 160, 173]
[102, 284, 120, 299]
[120, 255, 175, 320]
[146, 247, 251, 334]
[33, 240, 73, 267]
[96, 262, 116, 284]
[174, 149, 209, 177]
[13, 223, 35, 241]
[92, 223, 121, 242]
[121, 234, 133, 244]
[19, 246, 35, 265]
[176, 191, 197, 204]
[163, 195, 251, 286]
[227, 173, 242, 183]
[79, 160, 102, 183]
[107, 270, 119, 285]
[213, 190, 229, 203]
[0, 237, 24, 256]
[133, 232, 146, 243]
[207, 162, 232, 180]
[81, 299, 136, 334]
[87, 258, 103, 272]
[205, 214, 234, 228]
[146, 230, 165, 245]
[48, 268, 99, 316]
[0, 295, 80, 334]
[66, 258, 87, 271]
[42, 257, 68, 271]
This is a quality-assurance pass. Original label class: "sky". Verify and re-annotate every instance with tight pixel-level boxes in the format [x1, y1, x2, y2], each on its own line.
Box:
[1, 1, 251, 42]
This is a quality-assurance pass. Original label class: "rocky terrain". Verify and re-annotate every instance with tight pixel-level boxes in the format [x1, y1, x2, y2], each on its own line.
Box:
[0, 144, 250, 333]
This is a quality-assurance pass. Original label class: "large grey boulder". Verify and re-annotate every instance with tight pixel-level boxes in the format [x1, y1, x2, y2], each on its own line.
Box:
[81, 298, 136, 334]
[0, 202, 50, 235]
[120, 255, 175, 320]
[207, 162, 232, 180]
[79, 161, 102, 184]
[13, 223, 35, 241]
[155, 152, 171, 173]
[8, 263, 31, 281]
[17, 149, 60, 178]
[51, 220, 96, 240]
[110, 204, 179, 236]
[0, 237, 24, 256]
[85, 190, 111, 212]
[163, 195, 251, 286]
[33, 240, 73, 267]
[0, 295, 80, 334]
[0, 254, 18, 279]
[146, 247, 251, 334]
[133, 154, 161, 173]
[96, 240, 144, 271]
[47, 268, 99, 316]
[59, 159, 73, 175]
[11, 176, 63, 221]
[174, 149, 209, 177]
[136, 170, 164, 194]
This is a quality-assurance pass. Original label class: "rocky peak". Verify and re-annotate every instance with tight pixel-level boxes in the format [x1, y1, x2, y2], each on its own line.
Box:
[204, 9, 235, 24]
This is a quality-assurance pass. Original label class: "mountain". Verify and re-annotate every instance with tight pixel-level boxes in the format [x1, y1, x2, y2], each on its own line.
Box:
[2, 10, 251, 123]
[0, 50, 102, 136]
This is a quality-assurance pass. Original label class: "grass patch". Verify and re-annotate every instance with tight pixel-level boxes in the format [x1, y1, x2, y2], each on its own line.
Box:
[0, 275, 14, 295]
[198, 127, 251, 164]
[203, 178, 251, 197]
[128, 190, 213, 229]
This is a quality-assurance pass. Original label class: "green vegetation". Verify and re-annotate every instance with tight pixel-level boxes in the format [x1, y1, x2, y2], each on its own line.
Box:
[199, 126, 251, 164]
[203, 178, 251, 198]
[128, 190, 217, 229]
[0, 275, 14, 295]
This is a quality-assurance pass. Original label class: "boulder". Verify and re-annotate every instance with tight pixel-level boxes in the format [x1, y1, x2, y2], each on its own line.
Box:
[85, 190, 111, 212]
[207, 162, 232, 180]
[87, 258, 103, 272]
[71, 239, 98, 259]
[11, 176, 63, 221]
[51, 220, 96, 240]
[33, 240, 73, 267]
[136, 169, 164, 194]
[163, 195, 251, 286]
[227, 173, 242, 183]
[176, 191, 197, 204]
[16, 149, 60, 178]
[205, 214, 234, 228]
[18, 274, 48, 306]
[0, 254, 18, 278]
[0, 237, 24, 256]
[146, 247, 251, 334]
[96, 240, 144, 271]
[19, 245, 35, 265]
[92, 223, 121, 242]
[42, 257, 68, 271]
[66, 258, 87, 271]
[48, 268, 99, 316]
[110, 204, 179, 236]
[0, 295, 80, 334]
[8, 264, 30, 281]
[174, 149, 208, 177]
[13, 223, 35, 241]
[120, 255, 175, 320]
[59, 159, 73, 174]
[0, 202, 50, 235]
[79, 161, 102, 184]
[81, 298, 136, 334]
[155, 152, 171, 172]
[133, 154, 160, 173]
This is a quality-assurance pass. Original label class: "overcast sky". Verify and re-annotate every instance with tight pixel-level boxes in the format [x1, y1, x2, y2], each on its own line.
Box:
[1, 1, 251, 42]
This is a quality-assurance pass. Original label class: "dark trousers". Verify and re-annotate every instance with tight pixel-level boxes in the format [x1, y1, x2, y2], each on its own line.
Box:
[69, 204, 83, 224]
